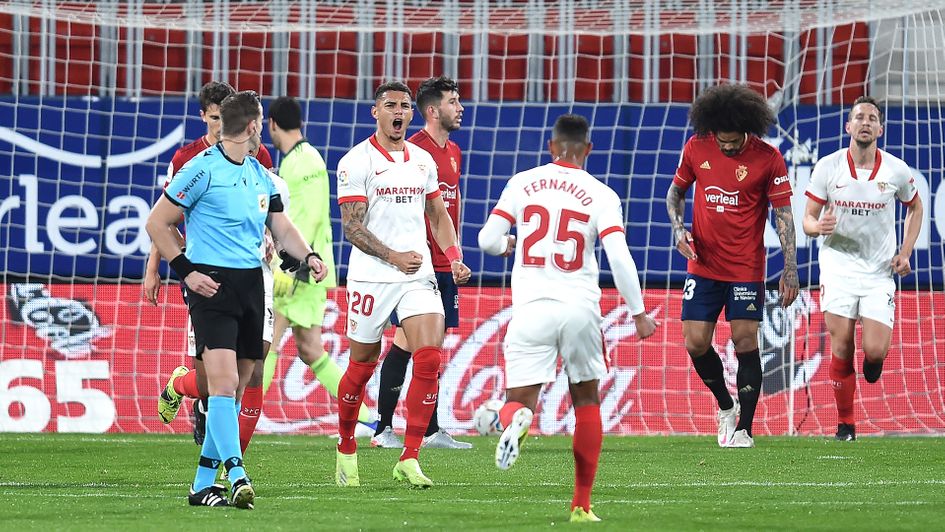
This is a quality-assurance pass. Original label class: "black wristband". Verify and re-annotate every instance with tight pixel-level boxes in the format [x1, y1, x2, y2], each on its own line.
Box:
[304, 251, 322, 264]
[169, 254, 196, 279]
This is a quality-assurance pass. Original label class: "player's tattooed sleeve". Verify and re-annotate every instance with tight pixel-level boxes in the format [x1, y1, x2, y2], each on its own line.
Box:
[340, 201, 395, 262]
[774, 205, 799, 287]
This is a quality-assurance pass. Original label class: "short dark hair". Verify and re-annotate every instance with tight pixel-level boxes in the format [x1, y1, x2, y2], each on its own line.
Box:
[198, 81, 235, 112]
[220, 90, 261, 137]
[269, 96, 302, 130]
[552, 114, 590, 144]
[689, 84, 775, 137]
[416, 76, 459, 119]
[848, 95, 884, 124]
[374, 80, 412, 101]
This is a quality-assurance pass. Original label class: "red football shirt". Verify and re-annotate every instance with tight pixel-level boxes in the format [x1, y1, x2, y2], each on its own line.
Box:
[409, 129, 462, 272]
[673, 134, 792, 282]
[167, 136, 273, 183]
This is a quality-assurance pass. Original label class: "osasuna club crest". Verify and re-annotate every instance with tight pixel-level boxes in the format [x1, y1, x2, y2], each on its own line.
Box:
[735, 164, 749, 181]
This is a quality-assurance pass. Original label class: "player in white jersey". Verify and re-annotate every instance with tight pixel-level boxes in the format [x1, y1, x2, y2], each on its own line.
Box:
[803, 96, 923, 442]
[333, 81, 471, 489]
[478, 114, 658, 523]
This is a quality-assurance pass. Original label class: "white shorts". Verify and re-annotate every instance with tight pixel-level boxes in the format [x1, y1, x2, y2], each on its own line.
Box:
[345, 276, 444, 344]
[820, 275, 895, 329]
[503, 299, 606, 388]
[185, 263, 274, 356]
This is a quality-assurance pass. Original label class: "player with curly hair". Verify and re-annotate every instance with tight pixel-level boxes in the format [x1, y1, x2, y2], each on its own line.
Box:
[665, 84, 799, 448]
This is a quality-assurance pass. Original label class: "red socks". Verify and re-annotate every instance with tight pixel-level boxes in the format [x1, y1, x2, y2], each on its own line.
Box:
[400, 346, 442, 462]
[238, 385, 263, 454]
[337, 359, 377, 454]
[173, 369, 201, 398]
[829, 355, 856, 425]
[499, 401, 527, 430]
[572, 404, 602, 512]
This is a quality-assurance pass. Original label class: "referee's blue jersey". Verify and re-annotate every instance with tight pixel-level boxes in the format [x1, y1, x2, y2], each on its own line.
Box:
[165, 144, 281, 269]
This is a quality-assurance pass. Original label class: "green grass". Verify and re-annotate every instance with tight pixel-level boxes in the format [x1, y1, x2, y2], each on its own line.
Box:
[2, 433, 944, 530]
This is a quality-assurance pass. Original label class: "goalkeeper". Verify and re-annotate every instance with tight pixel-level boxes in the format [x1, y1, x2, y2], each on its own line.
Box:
[264, 96, 373, 428]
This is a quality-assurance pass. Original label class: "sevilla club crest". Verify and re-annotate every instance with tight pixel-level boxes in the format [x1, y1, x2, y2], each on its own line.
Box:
[450, 156, 458, 173]
[735, 164, 748, 182]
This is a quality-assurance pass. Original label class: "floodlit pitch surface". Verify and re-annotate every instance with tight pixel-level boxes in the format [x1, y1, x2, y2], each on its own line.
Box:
[2, 434, 943, 529]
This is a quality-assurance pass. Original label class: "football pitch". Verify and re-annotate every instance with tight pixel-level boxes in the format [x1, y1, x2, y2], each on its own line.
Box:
[3, 433, 944, 530]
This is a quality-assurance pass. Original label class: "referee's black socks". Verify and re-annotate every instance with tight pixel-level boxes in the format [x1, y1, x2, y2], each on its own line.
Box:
[691, 346, 735, 411]
[735, 349, 762, 436]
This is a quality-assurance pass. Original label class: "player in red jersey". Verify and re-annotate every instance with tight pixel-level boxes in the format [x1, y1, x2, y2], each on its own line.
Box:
[371, 76, 472, 450]
[145, 81, 273, 456]
[665, 84, 799, 448]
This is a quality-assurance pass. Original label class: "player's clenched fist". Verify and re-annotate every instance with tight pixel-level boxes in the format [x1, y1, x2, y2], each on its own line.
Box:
[306, 254, 328, 283]
[633, 312, 658, 340]
[451, 260, 471, 285]
[390, 250, 424, 275]
[817, 204, 837, 235]
[891, 254, 912, 276]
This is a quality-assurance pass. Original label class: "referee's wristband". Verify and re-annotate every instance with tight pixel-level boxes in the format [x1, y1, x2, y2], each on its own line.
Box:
[169, 253, 196, 279]
[444, 245, 462, 263]
[304, 251, 322, 264]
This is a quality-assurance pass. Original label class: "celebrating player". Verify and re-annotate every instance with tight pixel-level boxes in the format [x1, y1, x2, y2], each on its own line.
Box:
[802, 96, 923, 442]
[263, 96, 374, 429]
[147, 90, 327, 508]
[149, 81, 275, 454]
[334, 81, 471, 488]
[665, 84, 798, 448]
[372, 76, 471, 450]
[478, 114, 658, 523]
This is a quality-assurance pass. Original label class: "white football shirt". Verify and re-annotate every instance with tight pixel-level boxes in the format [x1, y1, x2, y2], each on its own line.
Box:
[491, 161, 626, 307]
[806, 148, 918, 280]
[337, 135, 440, 282]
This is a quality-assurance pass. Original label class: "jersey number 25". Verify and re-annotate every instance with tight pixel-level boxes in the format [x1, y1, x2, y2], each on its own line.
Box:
[520, 205, 590, 272]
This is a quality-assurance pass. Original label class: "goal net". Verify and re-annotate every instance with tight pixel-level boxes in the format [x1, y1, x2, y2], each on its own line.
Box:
[0, 0, 942, 437]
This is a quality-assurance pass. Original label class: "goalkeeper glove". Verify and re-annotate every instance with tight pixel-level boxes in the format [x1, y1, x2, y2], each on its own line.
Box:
[272, 269, 295, 298]
[278, 249, 302, 272]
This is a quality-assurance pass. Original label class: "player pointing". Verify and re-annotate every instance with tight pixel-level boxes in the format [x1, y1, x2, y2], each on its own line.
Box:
[334, 81, 471, 488]
[479, 114, 657, 523]
[802, 96, 923, 442]
[665, 84, 798, 449]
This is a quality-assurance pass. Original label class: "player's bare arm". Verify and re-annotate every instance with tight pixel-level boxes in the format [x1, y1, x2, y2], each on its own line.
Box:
[143, 229, 186, 305]
[144, 195, 219, 298]
[892, 196, 924, 276]
[802, 200, 836, 237]
[340, 200, 421, 274]
[665, 183, 697, 261]
[267, 211, 327, 282]
[426, 195, 471, 284]
[774, 205, 799, 307]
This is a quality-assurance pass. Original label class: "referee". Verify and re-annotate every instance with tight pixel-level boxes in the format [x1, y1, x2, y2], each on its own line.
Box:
[146, 90, 327, 509]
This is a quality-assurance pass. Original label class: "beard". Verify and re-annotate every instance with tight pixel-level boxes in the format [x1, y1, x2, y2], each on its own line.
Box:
[441, 114, 461, 133]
